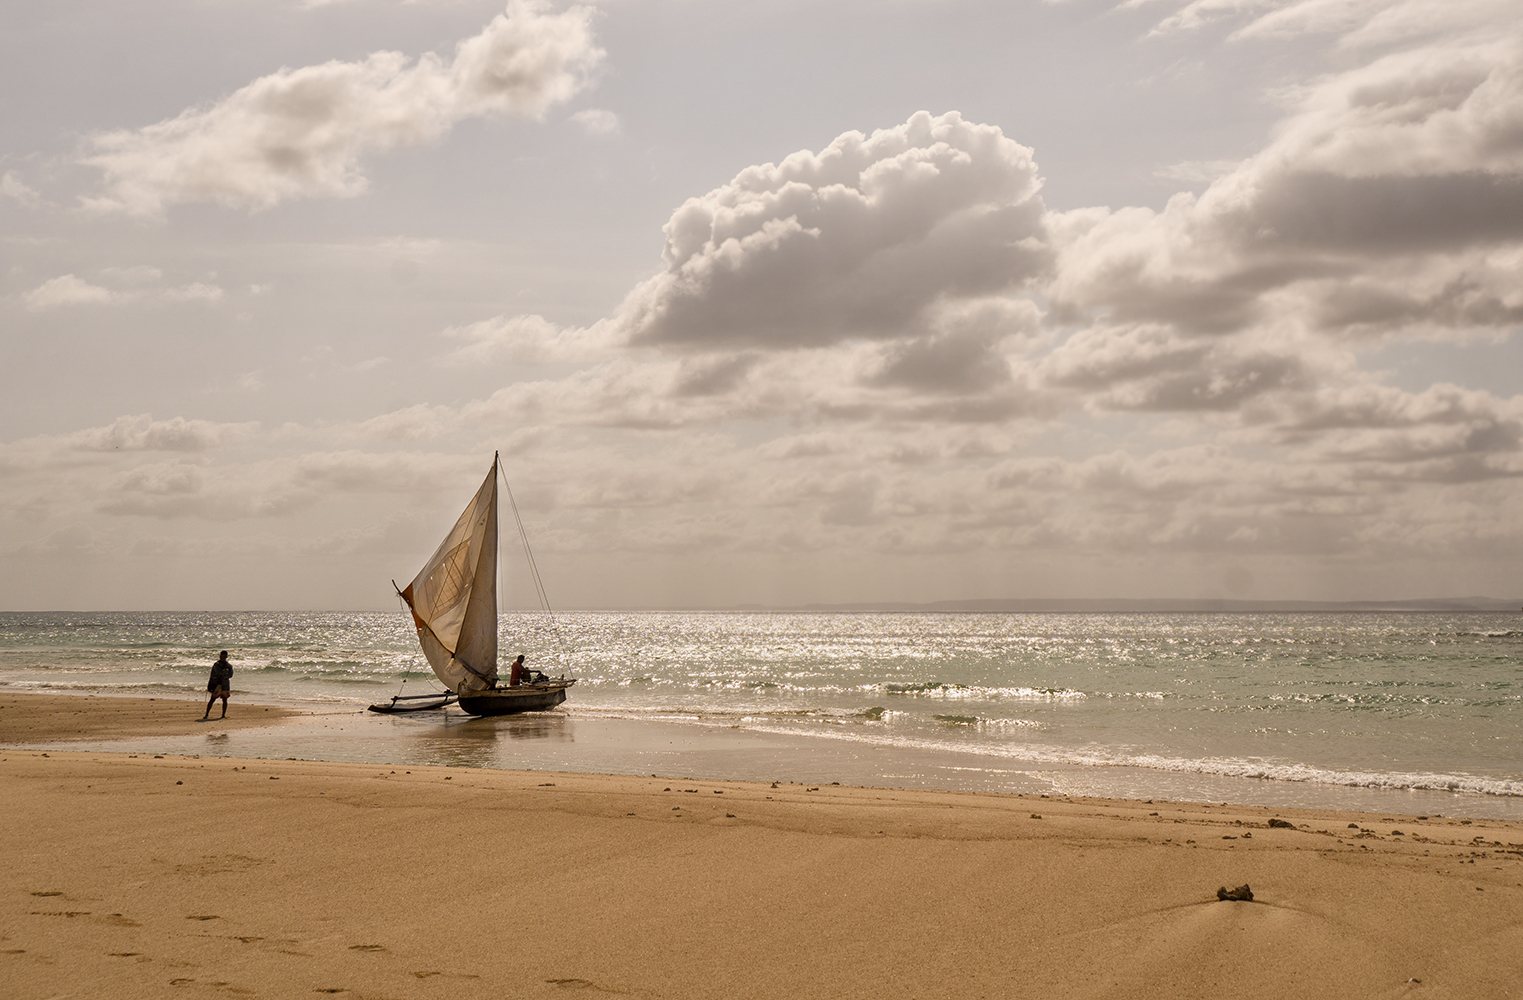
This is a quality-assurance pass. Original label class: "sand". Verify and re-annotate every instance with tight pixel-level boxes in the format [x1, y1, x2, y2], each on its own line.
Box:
[3, 694, 1521, 999]
[0, 691, 295, 743]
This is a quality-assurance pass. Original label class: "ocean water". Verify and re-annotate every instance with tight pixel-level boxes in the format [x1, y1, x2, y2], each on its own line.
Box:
[2, 610, 1520, 819]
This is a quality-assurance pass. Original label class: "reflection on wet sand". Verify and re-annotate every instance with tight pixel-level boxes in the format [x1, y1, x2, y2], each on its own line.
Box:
[398, 710, 575, 769]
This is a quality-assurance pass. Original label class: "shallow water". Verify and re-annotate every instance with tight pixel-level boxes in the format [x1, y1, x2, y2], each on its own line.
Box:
[2, 610, 1520, 818]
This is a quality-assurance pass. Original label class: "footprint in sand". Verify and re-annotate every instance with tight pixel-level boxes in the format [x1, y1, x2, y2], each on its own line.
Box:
[546, 978, 627, 993]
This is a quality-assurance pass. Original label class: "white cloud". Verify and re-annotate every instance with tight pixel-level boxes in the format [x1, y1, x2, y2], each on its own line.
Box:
[22, 271, 225, 309]
[1049, 14, 1523, 342]
[614, 111, 1052, 351]
[24, 274, 117, 310]
[66, 414, 258, 452]
[1, 171, 41, 207]
[163, 282, 224, 303]
[81, 1, 604, 215]
[1154, 159, 1242, 184]
[443, 313, 617, 365]
[569, 107, 620, 135]
[100, 265, 163, 285]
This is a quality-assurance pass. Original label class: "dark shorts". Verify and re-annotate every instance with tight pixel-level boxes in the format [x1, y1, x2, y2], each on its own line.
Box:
[209, 685, 230, 698]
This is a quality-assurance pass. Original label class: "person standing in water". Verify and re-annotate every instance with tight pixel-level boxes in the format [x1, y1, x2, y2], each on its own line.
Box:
[202, 650, 233, 720]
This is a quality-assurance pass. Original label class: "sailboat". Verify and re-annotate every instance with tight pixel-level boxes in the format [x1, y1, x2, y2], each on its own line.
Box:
[368, 453, 575, 716]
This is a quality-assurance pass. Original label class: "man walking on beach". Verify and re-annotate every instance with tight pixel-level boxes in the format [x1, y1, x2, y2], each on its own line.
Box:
[202, 651, 233, 720]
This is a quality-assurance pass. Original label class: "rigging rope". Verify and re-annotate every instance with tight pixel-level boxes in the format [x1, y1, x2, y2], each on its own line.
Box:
[500, 456, 573, 676]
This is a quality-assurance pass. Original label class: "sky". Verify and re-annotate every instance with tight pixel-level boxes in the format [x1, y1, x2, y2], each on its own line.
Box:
[2, 0, 1521, 611]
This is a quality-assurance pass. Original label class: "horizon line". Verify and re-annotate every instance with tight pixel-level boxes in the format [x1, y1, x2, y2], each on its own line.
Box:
[4, 596, 1520, 614]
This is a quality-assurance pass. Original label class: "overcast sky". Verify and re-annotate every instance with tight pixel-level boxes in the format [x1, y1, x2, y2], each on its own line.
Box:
[3, 0, 1521, 610]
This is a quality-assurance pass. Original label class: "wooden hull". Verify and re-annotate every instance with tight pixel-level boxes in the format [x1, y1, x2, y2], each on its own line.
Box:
[457, 680, 575, 716]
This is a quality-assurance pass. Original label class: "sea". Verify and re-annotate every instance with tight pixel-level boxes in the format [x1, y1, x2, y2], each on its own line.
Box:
[2, 610, 1520, 820]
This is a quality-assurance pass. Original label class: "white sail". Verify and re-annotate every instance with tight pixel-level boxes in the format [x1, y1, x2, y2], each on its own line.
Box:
[400, 458, 499, 695]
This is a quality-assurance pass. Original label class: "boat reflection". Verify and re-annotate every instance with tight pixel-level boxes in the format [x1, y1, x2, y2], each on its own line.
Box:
[398, 710, 575, 769]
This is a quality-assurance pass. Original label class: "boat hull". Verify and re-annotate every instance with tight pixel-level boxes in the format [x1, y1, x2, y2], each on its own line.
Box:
[457, 680, 575, 716]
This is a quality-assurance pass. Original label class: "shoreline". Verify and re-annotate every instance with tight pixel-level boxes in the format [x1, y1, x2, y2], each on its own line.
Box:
[5, 691, 1523, 822]
[5, 745, 1522, 999]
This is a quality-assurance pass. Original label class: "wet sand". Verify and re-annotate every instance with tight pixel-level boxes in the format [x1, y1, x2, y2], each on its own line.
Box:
[0, 691, 295, 743]
[3, 693, 1522, 999]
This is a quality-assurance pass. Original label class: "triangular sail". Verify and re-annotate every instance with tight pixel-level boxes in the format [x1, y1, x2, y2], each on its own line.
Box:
[400, 458, 499, 695]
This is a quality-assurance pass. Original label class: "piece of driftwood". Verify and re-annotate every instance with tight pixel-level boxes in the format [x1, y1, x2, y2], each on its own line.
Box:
[1217, 884, 1254, 901]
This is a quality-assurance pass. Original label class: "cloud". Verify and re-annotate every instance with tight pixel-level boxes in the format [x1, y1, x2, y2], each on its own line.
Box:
[1050, 16, 1523, 342]
[442, 313, 616, 365]
[24, 274, 117, 310]
[10, 6, 1523, 606]
[1, 171, 41, 207]
[1154, 159, 1242, 184]
[1040, 323, 1320, 413]
[569, 107, 620, 135]
[66, 414, 258, 452]
[1226, 0, 1515, 47]
[163, 282, 224, 303]
[81, 1, 604, 215]
[614, 111, 1052, 351]
[1130, 0, 1510, 44]
[22, 272, 225, 310]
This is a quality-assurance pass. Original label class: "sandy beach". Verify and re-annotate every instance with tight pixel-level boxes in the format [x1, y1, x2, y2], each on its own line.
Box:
[3, 694, 1521, 999]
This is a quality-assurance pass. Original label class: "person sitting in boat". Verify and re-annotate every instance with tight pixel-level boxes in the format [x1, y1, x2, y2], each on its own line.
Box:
[508, 654, 527, 687]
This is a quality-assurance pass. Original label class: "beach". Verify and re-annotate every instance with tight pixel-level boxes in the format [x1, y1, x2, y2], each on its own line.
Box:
[4, 694, 1521, 999]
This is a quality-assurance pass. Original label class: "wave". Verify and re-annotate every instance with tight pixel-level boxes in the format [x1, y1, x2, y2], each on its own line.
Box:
[573, 706, 1523, 800]
[0, 679, 213, 696]
[885, 682, 1086, 701]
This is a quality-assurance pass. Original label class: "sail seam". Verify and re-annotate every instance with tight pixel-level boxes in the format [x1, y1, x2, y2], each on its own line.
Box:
[396, 580, 492, 687]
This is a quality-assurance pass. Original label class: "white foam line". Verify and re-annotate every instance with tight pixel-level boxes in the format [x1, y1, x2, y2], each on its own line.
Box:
[572, 708, 1523, 799]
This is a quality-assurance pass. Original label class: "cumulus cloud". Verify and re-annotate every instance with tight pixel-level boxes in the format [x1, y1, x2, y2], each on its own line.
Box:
[1051, 7, 1523, 344]
[82, 1, 603, 215]
[614, 111, 1051, 351]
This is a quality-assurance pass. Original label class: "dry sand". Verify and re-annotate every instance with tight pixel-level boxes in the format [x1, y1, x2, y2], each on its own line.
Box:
[3, 694, 1521, 999]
